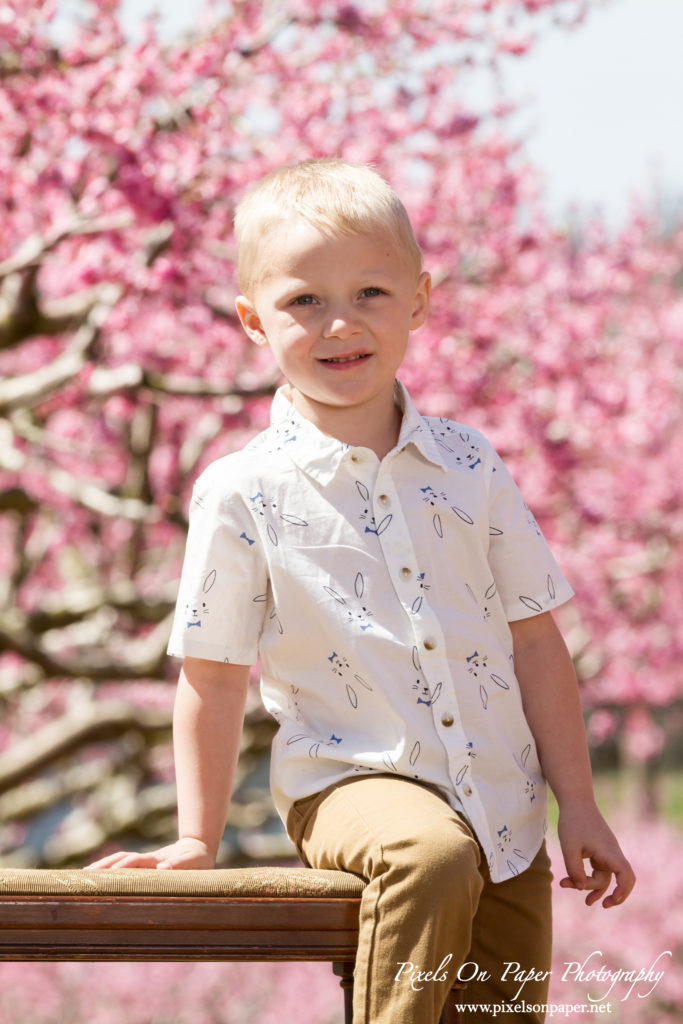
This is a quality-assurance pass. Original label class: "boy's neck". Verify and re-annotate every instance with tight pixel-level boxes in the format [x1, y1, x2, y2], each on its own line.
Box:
[285, 386, 403, 460]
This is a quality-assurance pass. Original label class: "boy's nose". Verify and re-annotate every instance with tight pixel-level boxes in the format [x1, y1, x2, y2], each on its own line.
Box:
[322, 306, 361, 339]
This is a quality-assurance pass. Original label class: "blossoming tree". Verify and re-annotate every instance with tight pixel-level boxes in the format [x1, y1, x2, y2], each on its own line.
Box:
[0, 0, 680, 865]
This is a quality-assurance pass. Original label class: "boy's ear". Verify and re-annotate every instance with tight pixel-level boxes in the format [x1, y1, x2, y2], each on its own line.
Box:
[235, 296, 269, 346]
[410, 271, 431, 330]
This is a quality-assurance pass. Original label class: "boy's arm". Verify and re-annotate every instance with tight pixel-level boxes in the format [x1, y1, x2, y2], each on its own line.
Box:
[87, 657, 250, 870]
[509, 612, 635, 908]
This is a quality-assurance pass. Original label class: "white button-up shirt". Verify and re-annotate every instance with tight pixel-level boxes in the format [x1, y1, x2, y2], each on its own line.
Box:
[168, 383, 573, 882]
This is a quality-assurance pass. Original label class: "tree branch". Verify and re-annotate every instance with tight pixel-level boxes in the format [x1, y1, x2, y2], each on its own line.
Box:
[0, 611, 174, 683]
[235, 10, 294, 56]
[0, 700, 172, 796]
[25, 580, 176, 635]
[0, 283, 122, 413]
[0, 741, 147, 823]
[0, 487, 38, 515]
[0, 431, 160, 524]
[0, 215, 133, 281]
[86, 362, 280, 399]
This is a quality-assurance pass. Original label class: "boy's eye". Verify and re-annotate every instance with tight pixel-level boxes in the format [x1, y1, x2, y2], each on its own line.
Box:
[360, 287, 384, 298]
[292, 294, 318, 306]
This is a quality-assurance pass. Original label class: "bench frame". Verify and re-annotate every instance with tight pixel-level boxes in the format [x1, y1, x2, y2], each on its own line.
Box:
[0, 874, 463, 1023]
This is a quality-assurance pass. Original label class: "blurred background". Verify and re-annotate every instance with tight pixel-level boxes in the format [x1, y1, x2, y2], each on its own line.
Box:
[0, 0, 681, 1020]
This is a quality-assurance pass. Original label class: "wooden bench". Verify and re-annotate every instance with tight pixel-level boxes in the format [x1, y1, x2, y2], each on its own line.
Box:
[0, 866, 464, 1023]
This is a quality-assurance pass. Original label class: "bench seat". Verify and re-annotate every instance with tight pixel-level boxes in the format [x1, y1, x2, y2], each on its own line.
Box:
[0, 866, 462, 1022]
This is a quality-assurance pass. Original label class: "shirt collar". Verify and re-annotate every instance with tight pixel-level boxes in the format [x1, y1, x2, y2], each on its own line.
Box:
[268, 382, 448, 485]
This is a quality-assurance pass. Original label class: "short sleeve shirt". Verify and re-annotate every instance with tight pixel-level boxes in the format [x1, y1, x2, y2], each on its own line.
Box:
[167, 382, 574, 882]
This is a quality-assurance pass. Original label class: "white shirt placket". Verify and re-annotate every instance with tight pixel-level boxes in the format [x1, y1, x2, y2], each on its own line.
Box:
[374, 452, 490, 838]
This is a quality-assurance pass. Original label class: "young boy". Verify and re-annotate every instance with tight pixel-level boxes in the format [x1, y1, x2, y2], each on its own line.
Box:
[90, 158, 634, 1023]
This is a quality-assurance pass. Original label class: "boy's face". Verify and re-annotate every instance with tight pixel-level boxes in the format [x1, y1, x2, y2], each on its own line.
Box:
[235, 218, 430, 434]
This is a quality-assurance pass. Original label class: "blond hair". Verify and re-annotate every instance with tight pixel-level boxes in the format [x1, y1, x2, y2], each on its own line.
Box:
[234, 158, 422, 297]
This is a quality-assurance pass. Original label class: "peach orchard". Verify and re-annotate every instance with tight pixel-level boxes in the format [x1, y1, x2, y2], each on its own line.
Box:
[0, 0, 681, 867]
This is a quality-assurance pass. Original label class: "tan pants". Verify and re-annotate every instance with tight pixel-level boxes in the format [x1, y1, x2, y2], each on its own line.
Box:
[287, 774, 553, 1024]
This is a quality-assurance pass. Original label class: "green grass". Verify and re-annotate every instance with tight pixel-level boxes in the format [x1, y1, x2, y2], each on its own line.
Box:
[548, 768, 683, 830]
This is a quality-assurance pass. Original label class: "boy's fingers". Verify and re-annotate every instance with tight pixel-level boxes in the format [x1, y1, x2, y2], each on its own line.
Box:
[85, 838, 214, 872]
[583, 867, 612, 906]
[558, 812, 635, 909]
[601, 861, 636, 908]
[559, 849, 588, 891]
[587, 852, 636, 908]
[84, 852, 128, 869]
[560, 857, 636, 908]
[584, 868, 611, 890]
[86, 851, 163, 870]
[559, 853, 608, 896]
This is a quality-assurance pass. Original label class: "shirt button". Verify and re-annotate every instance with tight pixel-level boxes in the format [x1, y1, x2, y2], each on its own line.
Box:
[423, 636, 437, 651]
[462, 784, 473, 797]
[400, 567, 412, 580]
[377, 494, 390, 508]
[350, 454, 361, 464]
[441, 712, 454, 727]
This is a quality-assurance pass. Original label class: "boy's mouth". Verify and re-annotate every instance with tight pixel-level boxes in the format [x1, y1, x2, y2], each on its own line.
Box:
[320, 353, 370, 364]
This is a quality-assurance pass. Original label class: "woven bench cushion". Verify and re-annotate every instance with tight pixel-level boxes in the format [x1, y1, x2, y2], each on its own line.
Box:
[0, 866, 366, 898]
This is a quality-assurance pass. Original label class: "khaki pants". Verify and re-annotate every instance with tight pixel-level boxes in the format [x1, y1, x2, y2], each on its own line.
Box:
[287, 774, 553, 1024]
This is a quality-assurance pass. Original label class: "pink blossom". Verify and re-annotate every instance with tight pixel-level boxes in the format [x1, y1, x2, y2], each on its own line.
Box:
[0, 0, 680, 879]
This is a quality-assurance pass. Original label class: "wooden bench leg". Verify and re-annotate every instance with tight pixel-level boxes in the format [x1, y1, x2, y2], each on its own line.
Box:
[333, 961, 355, 1024]
[439, 983, 463, 1024]
[333, 961, 461, 1024]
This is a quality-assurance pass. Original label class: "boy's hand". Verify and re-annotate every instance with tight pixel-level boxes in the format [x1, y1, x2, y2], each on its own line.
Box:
[557, 802, 635, 909]
[85, 836, 215, 871]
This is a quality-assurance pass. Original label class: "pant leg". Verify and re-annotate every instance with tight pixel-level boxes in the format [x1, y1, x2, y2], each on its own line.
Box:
[287, 774, 484, 1024]
[461, 842, 554, 1024]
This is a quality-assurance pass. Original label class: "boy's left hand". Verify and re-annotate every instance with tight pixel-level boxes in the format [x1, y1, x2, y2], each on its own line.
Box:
[557, 801, 635, 908]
